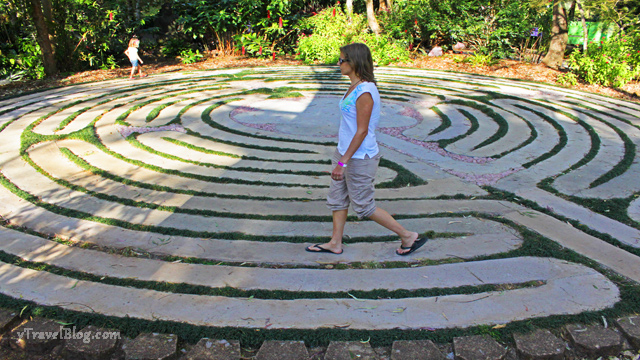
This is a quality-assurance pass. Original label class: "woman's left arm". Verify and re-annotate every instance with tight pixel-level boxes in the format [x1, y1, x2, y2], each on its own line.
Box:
[331, 92, 374, 180]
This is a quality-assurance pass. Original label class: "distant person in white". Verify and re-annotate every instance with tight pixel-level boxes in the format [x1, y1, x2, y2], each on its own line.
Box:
[305, 43, 428, 256]
[124, 36, 146, 79]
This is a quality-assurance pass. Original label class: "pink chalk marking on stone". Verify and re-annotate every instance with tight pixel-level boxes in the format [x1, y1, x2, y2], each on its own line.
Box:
[378, 127, 494, 164]
[409, 99, 440, 109]
[379, 143, 519, 185]
[228, 99, 338, 137]
[116, 124, 186, 138]
[397, 105, 423, 122]
[444, 167, 524, 186]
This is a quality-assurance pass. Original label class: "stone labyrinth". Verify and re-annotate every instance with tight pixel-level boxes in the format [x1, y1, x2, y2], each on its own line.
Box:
[0, 66, 639, 332]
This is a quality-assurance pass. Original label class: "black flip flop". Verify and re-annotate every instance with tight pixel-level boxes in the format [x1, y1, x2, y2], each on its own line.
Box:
[396, 237, 429, 256]
[305, 244, 343, 255]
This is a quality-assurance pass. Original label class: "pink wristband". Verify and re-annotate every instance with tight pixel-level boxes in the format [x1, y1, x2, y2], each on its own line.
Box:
[338, 161, 347, 168]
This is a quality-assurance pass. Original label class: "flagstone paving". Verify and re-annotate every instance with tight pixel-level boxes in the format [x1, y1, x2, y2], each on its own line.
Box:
[0, 67, 639, 341]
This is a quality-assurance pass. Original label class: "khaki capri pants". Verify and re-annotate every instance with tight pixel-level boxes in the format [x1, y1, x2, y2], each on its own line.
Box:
[326, 149, 381, 219]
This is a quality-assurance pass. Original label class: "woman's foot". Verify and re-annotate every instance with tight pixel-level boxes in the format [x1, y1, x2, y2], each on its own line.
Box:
[305, 243, 343, 255]
[396, 231, 420, 255]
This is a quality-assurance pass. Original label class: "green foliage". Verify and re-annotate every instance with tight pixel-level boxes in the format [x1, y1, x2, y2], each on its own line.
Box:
[565, 34, 640, 87]
[294, 7, 409, 65]
[455, 52, 499, 67]
[160, 38, 189, 57]
[556, 72, 579, 86]
[179, 49, 204, 64]
[388, 0, 548, 58]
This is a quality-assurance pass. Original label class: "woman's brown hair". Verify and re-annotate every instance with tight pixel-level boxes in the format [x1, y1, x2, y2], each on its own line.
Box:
[340, 43, 376, 84]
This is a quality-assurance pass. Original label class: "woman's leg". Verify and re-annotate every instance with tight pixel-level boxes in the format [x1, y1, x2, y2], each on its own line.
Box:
[368, 207, 419, 254]
[306, 209, 347, 254]
[307, 209, 347, 252]
[129, 66, 135, 78]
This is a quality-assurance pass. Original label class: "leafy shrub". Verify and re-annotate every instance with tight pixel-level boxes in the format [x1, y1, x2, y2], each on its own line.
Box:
[385, 0, 548, 59]
[160, 38, 190, 57]
[565, 34, 640, 87]
[454, 52, 498, 67]
[179, 49, 204, 64]
[295, 6, 409, 65]
[556, 72, 579, 86]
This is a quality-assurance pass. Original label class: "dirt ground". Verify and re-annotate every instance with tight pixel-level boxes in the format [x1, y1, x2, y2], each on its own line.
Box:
[1, 53, 639, 103]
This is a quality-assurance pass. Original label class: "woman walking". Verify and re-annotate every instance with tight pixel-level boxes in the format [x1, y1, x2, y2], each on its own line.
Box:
[305, 43, 428, 256]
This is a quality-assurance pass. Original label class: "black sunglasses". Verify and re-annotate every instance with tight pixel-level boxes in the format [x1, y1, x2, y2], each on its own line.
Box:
[338, 58, 349, 65]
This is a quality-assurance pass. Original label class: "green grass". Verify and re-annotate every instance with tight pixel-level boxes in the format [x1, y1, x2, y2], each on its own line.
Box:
[447, 99, 509, 151]
[126, 135, 330, 177]
[519, 108, 567, 169]
[0, 213, 637, 348]
[437, 108, 479, 148]
[429, 106, 452, 135]
[201, 98, 337, 147]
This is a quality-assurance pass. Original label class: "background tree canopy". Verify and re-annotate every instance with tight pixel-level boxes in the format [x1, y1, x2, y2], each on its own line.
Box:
[1, 0, 638, 81]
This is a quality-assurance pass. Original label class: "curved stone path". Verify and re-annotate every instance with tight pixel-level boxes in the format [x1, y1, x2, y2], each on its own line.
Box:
[0, 66, 639, 333]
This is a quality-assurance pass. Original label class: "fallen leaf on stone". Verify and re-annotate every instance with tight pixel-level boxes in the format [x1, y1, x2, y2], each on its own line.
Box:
[442, 312, 449, 320]
[71, 280, 79, 289]
[360, 337, 371, 343]
[356, 306, 378, 310]
[448, 221, 462, 224]
[247, 295, 255, 302]
[348, 293, 367, 302]
[332, 323, 351, 328]
[393, 307, 406, 313]
[492, 324, 507, 329]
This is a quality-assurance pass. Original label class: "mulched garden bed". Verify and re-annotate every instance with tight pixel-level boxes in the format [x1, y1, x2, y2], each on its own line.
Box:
[1, 53, 639, 103]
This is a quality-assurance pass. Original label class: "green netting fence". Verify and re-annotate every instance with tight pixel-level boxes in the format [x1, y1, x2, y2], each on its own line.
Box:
[568, 21, 616, 45]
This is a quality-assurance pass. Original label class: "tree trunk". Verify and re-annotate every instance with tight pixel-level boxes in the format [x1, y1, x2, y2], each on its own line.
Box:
[379, 0, 387, 12]
[576, 0, 588, 51]
[386, 0, 393, 10]
[41, 0, 55, 53]
[29, 0, 57, 76]
[41, 0, 52, 23]
[346, 0, 353, 23]
[542, 2, 569, 69]
[365, 0, 380, 35]
[135, 0, 140, 22]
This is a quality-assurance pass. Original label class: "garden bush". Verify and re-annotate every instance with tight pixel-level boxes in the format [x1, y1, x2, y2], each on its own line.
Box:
[381, 0, 548, 59]
[563, 34, 640, 87]
[295, 6, 409, 65]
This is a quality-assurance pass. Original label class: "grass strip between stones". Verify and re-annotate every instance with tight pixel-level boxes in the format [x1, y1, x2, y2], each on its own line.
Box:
[161, 136, 331, 164]
[526, 101, 601, 180]
[518, 108, 567, 169]
[57, 148, 324, 201]
[563, 97, 640, 131]
[485, 187, 640, 257]
[534, 99, 634, 189]
[0, 215, 637, 347]
[127, 135, 330, 177]
[437, 108, 479, 148]
[429, 106, 451, 135]
[0, 164, 457, 241]
[0, 249, 544, 301]
[202, 96, 336, 146]
[448, 99, 509, 151]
